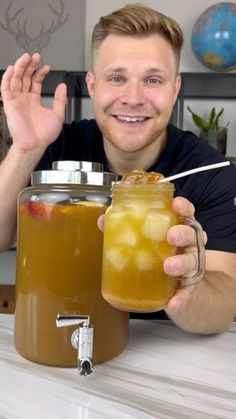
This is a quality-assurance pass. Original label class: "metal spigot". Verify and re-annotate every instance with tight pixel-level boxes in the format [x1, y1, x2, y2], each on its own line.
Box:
[56, 314, 94, 376]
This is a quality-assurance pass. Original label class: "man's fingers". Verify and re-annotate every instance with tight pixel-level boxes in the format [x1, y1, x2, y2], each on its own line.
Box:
[0, 65, 14, 101]
[52, 83, 68, 120]
[165, 286, 194, 313]
[10, 53, 32, 92]
[172, 196, 195, 218]
[97, 214, 104, 232]
[167, 224, 196, 247]
[6, 53, 44, 94]
[0, 54, 48, 100]
[163, 253, 198, 277]
[31, 64, 50, 96]
[22, 53, 43, 92]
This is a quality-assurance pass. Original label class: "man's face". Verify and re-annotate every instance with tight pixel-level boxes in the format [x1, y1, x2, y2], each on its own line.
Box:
[86, 33, 181, 153]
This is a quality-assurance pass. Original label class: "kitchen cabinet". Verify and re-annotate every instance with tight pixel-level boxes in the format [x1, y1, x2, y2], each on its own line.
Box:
[0, 250, 16, 313]
[0, 285, 15, 313]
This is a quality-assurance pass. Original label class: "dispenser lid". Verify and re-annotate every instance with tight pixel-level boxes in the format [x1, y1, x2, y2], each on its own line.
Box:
[31, 160, 117, 186]
[31, 169, 117, 186]
[52, 161, 104, 172]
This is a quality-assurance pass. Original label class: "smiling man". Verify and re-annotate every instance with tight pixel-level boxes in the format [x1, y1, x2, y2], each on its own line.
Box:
[86, 33, 180, 174]
[0, 4, 236, 334]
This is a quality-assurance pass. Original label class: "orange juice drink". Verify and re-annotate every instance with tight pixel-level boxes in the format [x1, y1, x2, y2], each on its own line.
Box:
[15, 185, 129, 367]
[101, 170, 179, 312]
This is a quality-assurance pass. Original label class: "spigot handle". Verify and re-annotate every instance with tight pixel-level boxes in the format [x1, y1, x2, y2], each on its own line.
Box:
[56, 314, 94, 376]
[78, 325, 94, 376]
[56, 314, 90, 328]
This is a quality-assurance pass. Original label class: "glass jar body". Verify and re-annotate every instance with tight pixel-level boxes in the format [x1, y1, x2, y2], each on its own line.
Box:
[15, 184, 129, 366]
[101, 183, 179, 312]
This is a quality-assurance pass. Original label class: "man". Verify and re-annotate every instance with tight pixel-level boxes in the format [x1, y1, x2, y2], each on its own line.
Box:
[0, 4, 236, 334]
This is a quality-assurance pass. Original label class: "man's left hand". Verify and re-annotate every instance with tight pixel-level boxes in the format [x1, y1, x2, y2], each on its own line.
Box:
[164, 196, 207, 314]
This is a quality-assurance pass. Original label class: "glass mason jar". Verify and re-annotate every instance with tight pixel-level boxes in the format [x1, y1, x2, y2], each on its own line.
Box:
[15, 162, 129, 367]
[101, 181, 205, 313]
[101, 182, 180, 313]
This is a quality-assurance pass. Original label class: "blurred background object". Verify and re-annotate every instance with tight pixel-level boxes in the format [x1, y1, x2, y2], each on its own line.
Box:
[191, 2, 236, 72]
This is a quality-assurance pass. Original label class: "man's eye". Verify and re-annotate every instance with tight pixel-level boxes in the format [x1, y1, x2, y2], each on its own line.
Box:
[147, 78, 160, 85]
[110, 76, 123, 83]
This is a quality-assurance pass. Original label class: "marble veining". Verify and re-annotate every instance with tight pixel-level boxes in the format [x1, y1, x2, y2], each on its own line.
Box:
[0, 315, 235, 419]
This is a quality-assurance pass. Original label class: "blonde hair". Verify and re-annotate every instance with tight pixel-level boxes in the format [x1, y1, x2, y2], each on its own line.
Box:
[91, 3, 183, 72]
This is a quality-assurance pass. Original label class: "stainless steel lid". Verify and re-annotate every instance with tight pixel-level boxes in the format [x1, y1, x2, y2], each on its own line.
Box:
[31, 170, 118, 186]
[52, 161, 104, 172]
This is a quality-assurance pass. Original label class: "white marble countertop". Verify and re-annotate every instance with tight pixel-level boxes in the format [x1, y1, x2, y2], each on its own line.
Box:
[0, 315, 236, 419]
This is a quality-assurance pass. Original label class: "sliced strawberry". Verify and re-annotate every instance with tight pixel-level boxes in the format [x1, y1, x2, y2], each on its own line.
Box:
[27, 201, 62, 222]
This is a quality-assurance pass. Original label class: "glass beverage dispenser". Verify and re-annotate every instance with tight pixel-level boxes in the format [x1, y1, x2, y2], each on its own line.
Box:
[14, 161, 129, 375]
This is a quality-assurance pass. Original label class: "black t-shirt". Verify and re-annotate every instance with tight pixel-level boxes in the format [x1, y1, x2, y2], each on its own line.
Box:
[36, 119, 236, 253]
[36, 120, 236, 320]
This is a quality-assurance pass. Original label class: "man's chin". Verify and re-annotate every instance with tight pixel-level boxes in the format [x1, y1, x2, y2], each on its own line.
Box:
[105, 139, 149, 154]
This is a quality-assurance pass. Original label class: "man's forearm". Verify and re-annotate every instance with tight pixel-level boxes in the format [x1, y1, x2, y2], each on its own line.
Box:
[0, 145, 44, 250]
[166, 270, 236, 335]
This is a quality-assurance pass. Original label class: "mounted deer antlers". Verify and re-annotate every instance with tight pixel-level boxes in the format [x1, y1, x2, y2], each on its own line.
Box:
[0, 0, 69, 55]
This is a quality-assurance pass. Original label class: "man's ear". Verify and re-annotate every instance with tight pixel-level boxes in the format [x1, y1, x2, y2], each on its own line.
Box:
[173, 74, 181, 105]
[86, 71, 95, 99]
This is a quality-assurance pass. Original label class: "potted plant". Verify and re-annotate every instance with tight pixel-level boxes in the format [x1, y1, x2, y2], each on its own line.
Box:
[187, 106, 228, 155]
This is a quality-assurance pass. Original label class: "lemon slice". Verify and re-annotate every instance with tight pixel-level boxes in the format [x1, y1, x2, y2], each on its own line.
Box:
[60, 201, 106, 215]
[74, 201, 105, 207]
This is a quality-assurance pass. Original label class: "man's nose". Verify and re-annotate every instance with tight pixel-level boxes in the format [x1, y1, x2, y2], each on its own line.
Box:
[121, 81, 145, 107]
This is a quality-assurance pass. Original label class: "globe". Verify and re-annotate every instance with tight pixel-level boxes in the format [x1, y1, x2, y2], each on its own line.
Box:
[191, 2, 236, 72]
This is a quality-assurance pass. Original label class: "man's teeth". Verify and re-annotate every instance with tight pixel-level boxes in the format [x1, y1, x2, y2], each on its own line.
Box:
[117, 116, 146, 122]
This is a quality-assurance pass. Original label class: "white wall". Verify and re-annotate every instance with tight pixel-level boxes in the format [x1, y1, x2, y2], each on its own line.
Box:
[85, 0, 236, 72]
[85, 0, 236, 156]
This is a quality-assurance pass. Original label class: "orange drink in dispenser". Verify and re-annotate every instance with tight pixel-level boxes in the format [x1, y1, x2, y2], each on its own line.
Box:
[15, 162, 129, 372]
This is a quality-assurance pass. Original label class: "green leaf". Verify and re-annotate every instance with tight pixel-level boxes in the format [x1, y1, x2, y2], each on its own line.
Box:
[207, 107, 216, 128]
[187, 106, 208, 130]
[213, 107, 224, 130]
[187, 106, 224, 132]
[192, 114, 208, 130]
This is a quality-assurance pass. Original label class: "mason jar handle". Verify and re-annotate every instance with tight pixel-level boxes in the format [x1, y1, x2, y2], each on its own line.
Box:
[179, 217, 206, 287]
